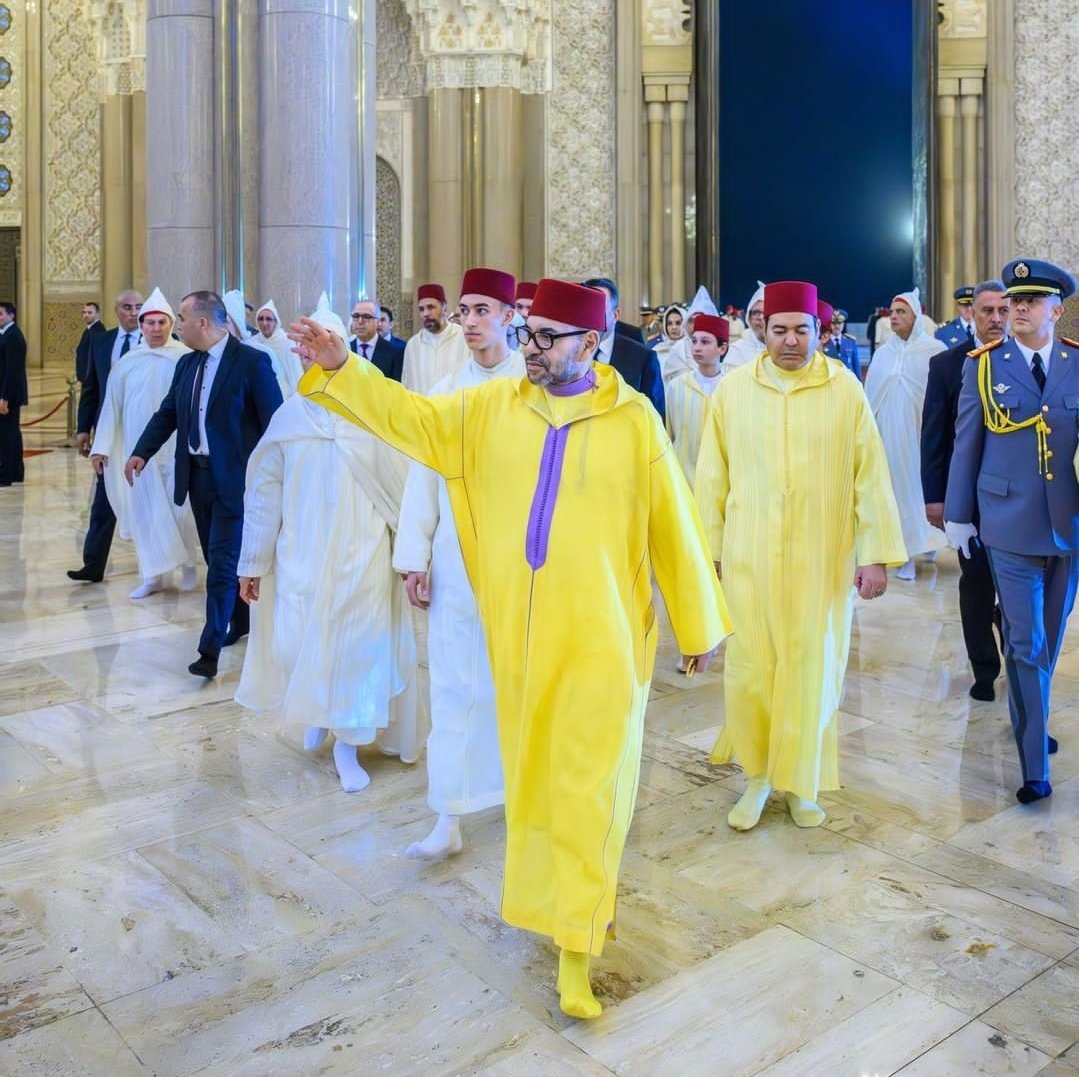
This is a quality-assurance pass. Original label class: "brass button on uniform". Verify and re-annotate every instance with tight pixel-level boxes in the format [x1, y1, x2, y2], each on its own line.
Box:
[1045, 426, 1053, 434]
[1046, 450, 1054, 458]
[1046, 472, 1055, 481]
[1042, 404, 1050, 413]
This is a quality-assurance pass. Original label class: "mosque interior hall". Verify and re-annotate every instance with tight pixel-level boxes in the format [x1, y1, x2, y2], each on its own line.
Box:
[2, 0, 1079, 1074]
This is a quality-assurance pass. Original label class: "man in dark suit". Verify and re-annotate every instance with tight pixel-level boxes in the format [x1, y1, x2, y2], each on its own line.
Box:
[583, 277, 665, 419]
[921, 280, 1009, 701]
[0, 302, 28, 486]
[945, 260, 1079, 803]
[378, 305, 407, 350]
[350, 298, 405, 381]
[67, 290, 143, 580]
[75, 302, 107, 383]
[126, 290, 282, 677]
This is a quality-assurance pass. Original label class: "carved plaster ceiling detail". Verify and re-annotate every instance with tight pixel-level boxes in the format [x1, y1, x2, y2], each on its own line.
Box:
[641, 0, 691, 46]
[87, 0, 146, 96]
[937, 0, 986, 38]
[377, 0, 426, 99]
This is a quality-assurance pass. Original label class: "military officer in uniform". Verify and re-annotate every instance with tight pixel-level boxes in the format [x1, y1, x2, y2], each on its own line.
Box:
[935, 285, 976, 347]
[945, 259, 1079, 804]
[824, 307, 861, 378]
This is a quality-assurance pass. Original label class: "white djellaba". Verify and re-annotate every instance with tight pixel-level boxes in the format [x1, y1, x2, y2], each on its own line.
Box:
[235, 293, 419, 792]
[223, 289, 297, 400]
[89, 286, 200, 598]
[254, 298, 304, 394]
[864, 286, 946, 579]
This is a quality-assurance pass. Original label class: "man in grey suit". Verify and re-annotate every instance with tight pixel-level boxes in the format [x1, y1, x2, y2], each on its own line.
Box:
[945, 258, 1079, 804]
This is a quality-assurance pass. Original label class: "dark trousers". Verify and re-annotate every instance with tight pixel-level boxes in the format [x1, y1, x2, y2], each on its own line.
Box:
[987, 547, 1079, 784]
[82, 471, 116, 574]
[188, 459, 247, 658]
[958, 540, 1001, 685]
[0, 406, 23, 483]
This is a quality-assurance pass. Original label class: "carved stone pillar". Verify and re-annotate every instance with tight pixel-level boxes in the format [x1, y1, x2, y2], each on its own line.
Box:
[406, 0, 549, 289]
[960, 78, 982, 287]
[645, 95, 666, 305]
[936, 82, 958, 310]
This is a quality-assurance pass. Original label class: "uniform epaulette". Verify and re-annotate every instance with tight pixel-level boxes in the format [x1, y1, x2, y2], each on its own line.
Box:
[1061, 336, 1079, 349]
[966, 339, 1002, 359]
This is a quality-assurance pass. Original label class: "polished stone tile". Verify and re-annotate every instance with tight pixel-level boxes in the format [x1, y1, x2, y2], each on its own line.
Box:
[0, 892, 93, 1041]
[754, 986, 969, 1077]
[781, 867, 1059, 1014]
[7, 851, 245, 1002]
[137, 816, 375, 952]
[0, 604, 172, 665]
[564, 925, 898, 1076]
[0, 660, 80, 719]
[982, 956, 1079, 1057]
[895, 1020, 1051, 1076]
[0, 1008, 146, 1075]
[0, 728, 55, 793]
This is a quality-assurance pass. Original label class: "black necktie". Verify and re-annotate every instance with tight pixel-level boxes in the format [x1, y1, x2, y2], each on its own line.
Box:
[119, 332, 131, 357]
[1032, 352, 1046, 392]
[360, 342, 369, 359]
[188, 351, 209, 452]
[966, 322, 973, 340]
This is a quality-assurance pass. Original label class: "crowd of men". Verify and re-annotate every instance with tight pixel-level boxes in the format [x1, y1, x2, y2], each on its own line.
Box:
[26, 256, 1078, 1019]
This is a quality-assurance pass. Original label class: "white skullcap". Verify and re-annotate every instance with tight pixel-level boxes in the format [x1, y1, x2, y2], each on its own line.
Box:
[892, 287, 922, 317]
[310, 291, 348, 344]
[139, 286, 175, 323]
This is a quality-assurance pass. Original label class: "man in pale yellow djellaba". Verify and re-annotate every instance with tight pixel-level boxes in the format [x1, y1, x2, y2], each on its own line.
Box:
[288, 278, 730, 1021]
[696, 280, 906, 832]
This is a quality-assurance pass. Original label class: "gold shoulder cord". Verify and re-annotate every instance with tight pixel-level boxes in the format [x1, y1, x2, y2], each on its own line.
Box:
[976, 349, 1049, 474]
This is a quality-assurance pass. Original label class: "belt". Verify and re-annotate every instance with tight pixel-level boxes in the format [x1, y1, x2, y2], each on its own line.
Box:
[188, 453, 211, 469]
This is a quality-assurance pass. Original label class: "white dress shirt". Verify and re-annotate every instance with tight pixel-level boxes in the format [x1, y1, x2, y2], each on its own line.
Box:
[594, 333, 613, 365]
[1014, 336, 1054, 378]
[190, 333, 229, 455]
[111, 327, 141, 365]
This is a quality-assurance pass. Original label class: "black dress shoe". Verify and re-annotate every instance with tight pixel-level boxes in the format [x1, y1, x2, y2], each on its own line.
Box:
[67, 567, 103, 583]
[222, 624, 248, 647]
[1049, 735, 1059, 755]
[188, 653, 218, 678]
[969, 681, 995, 702]
[1016, 781, 1052, 804]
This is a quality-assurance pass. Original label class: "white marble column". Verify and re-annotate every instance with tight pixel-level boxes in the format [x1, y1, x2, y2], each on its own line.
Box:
[146, 0, 217, 300]
[258, 0, 355, 322]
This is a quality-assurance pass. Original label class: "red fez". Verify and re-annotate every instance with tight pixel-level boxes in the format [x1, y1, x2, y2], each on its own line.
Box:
[691, 313, 729, 343]
[529, 278, 607, 333]
[460, 267, 516, 307]
[417, 283, 446, 304]
[515, 281, 538, 302]
[817, 300, 834, 326]
[763, 280, 818, 318]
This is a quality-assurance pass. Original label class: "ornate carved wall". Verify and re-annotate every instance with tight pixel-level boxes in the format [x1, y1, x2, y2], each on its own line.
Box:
[42, 0, 101, 284]
[1012, 2, 1079, 271]
[0, 1, 22, 230]
[375, 155, 403, 330]
[547, 0, 616, 279]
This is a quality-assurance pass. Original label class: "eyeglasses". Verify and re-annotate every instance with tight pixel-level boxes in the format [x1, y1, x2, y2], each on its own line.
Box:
[351, 312, 376, 320]
[514, 325, 591, 351]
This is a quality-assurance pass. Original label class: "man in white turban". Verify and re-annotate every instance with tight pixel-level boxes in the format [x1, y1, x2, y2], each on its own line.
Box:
[90, 288, 200, 598]
[224, 289, 295, 401]
[237, 292, 419, 792]
[255, 299, 303, 395]
[865, 287, 946, 580]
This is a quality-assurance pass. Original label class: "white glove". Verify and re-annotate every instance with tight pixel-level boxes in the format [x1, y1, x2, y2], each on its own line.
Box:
[944, 520, 978, 559]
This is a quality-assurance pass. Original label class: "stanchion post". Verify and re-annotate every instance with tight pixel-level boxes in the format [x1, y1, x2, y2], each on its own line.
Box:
[66, 375, 78, 443]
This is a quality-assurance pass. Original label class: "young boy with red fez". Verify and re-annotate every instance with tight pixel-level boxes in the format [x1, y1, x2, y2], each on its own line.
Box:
[289, 278, 730, 1020]
[696, 281, 905, 832]
[402, 283, 471, 394]
[393, 267, 524, 860]
[665, 312, 729, 488]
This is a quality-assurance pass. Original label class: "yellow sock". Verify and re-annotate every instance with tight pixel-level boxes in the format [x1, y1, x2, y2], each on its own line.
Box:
[727, 777, 772, 831]
[557, 949, 602, 1019]
[784, 791, 826, 828]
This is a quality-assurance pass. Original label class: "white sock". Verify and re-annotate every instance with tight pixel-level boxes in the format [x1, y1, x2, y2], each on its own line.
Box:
[332, 740, 370, 793]
[180, 565, 198, 591]
[727, 777, 772, 831]
[895, 559, 916, 581]
[405, 814, 463, 860]
[303, 726, 329, 752]
[129, 576, 163, 600]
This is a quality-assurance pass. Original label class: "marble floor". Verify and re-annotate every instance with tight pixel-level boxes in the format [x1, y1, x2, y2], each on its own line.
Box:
[3, 403, 1079, 1075]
